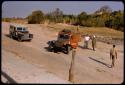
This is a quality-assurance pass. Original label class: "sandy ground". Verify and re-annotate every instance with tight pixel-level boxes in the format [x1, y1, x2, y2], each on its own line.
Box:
[1, 50, 71, 84]
[1, 22, 124, 84]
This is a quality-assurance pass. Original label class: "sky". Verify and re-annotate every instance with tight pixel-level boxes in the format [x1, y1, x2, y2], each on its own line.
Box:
[2, 1, 124, 18]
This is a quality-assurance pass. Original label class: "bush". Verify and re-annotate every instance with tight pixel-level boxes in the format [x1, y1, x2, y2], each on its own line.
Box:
[2, 18, 11, 22]
[27, 10, 44, 24]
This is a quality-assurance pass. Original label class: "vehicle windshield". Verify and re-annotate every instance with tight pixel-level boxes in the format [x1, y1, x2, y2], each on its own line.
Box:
[17, 27, 23, 31]
[59, 34, 70, 39]
[17, 27, 27, 31]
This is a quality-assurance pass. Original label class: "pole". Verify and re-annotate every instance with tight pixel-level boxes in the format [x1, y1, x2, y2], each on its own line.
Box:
[69, 49, 76, 83]
[77, 25, 79, 33]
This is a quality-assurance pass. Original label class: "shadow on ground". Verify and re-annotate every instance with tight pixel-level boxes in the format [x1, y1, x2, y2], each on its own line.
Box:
[78, 45, 93, 51]
[4, 34, 11, 38]
[1, 71, 17, 84]
[88, 57, 112, 68]
[4, 34, 31, 42]
[4, 34, 19, 42]
[44, 46, 69, 55]
[44, 47, 51, 52]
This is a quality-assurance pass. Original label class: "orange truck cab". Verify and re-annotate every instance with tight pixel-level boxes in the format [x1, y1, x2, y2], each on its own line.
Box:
[70, 33, 80, 49]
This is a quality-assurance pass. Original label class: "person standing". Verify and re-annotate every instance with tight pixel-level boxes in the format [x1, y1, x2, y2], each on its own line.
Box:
[110, 45, 117, 68]
[84, 34, 90, 48]
[92, 35, 96, 51]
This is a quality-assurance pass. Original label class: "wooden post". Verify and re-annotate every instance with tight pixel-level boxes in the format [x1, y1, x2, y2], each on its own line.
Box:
[69, 49, 76, 83]
[77, 25, 79, 33]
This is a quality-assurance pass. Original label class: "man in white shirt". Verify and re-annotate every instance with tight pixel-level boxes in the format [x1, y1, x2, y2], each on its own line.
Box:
[84, 34, 90, 48]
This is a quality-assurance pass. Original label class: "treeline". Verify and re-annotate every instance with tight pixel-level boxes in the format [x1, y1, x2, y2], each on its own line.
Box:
[27, 6, 124, 31]
[2, 17, 25, 22]
[3, 5, 124, 32]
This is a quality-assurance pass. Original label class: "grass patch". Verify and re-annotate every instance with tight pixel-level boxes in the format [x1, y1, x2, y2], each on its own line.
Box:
[47, 23, 124, 39]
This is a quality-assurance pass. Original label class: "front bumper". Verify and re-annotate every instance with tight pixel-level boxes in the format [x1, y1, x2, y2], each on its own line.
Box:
[21, 34, 33, 40]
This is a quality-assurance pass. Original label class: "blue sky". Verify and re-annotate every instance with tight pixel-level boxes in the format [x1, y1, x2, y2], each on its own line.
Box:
[2, 1, 124, 18]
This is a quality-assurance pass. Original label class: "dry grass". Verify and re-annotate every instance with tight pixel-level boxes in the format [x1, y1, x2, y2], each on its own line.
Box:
[47, 23, 124, 39]
[8, 20, 124, 39]
[9, 19, 28, 24]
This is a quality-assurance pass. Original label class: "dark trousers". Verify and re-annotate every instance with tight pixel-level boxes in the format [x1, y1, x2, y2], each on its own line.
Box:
[111, 56, 115, 67]
[92, 43, 96, 50]
[84, 41, 88, 48]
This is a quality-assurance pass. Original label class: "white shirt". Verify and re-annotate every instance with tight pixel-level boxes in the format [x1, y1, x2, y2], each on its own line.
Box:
[85, 36, 90, 41]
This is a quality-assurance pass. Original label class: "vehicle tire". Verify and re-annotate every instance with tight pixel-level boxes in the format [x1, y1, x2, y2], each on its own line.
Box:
[28, 39, 32, 42]
[18, 37, 22, 42]
[10, 34, 13, 38]
[48, 41, 55, 52]
[48, 44, 53, 52]
[66, 45, 70, 54]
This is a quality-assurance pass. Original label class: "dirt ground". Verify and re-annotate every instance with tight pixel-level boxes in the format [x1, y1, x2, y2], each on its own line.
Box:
[2, 49, 71, 84]
[2, 22, 124, 84]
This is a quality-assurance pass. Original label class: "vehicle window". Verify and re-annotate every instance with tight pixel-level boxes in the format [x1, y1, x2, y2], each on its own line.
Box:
[17, 27, 22, 31]
[63, 35, 69, 39]
[23, 28, 27, 31]
[59, 34, 69, 39]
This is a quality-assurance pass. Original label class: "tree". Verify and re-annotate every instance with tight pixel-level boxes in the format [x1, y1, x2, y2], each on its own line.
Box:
[78, 11, 88, 26]
[105, 10, 124, 31]
[27, 10, 44, 24]
[52, 8, 63, 16]
[95, 5, 112, 15]
[48, 8, 63, 23]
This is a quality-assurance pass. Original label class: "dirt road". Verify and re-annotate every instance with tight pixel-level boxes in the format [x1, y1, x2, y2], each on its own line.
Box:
[2, 49, 71, 84]
[2, 22, 124, 84]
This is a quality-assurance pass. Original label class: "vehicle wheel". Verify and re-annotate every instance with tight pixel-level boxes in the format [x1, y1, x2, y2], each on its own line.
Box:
[48, 45, 52, 51]
[10, 34, 13, 38]
[48, 41, 55, 52]
[28, 39, 32, 42]
[66, 45, 70, 54]
[18, 37, 22, 42]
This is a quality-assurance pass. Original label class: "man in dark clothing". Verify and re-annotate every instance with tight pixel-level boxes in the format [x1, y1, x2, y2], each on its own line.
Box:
[110, 45, 117, 68]
[92, 35, 96, 51]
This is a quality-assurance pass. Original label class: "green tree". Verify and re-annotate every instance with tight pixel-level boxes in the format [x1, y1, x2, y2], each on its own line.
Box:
[78, 11, 88, 26]
[27, 10, 44, 24]
[105, 10, 124, 31]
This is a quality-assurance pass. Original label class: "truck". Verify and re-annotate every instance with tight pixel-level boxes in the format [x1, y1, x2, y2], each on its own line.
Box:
[47, 29, 81, 54]
[9, 24, 33, 41]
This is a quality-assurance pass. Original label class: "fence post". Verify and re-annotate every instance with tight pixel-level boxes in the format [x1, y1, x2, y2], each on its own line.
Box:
[69, 49, 76, 83]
